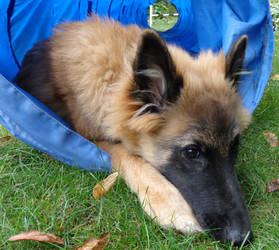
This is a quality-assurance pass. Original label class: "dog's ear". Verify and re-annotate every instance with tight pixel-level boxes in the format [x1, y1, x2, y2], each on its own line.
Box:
[131, 30, 183, 116]
[225, 35, 248, 87]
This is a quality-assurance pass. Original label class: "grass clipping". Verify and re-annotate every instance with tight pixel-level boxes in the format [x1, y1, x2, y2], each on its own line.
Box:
[93, 172, 119, 200]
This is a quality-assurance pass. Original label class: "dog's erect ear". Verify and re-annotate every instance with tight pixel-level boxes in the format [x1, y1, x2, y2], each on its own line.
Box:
[132, 30, 183, 116]
[225, 35, 248, 86]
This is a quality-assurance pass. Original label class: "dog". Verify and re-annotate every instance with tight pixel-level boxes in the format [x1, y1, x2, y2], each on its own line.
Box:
[14, 17, 253, 245]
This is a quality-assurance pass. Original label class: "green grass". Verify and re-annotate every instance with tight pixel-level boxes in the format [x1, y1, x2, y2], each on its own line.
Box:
[0, 39, 279, 250]
[150, 16, 178, 32]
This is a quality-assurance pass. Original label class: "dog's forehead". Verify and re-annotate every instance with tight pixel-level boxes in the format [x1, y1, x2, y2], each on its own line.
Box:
[190, 119, 238, 147]
[161, 103, 240, 153]
[189, 98, 240, 144]
[161, 89, 241, 138]
[162, 94, 241, 150]
[173, 115, 239, 147]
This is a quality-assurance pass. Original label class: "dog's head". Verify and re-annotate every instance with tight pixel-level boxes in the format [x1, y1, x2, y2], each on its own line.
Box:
[116, 30, 252, 245]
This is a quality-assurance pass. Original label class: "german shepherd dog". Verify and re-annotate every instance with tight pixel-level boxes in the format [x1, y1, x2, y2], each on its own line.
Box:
[14, 17, 253, 245]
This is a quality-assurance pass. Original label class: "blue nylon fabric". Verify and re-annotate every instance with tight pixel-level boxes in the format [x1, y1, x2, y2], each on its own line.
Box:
[0, 0, 19, 81]
[0, 74, 111, 172]
[0, 0, 273, 171]
[191, 0, 274, 113]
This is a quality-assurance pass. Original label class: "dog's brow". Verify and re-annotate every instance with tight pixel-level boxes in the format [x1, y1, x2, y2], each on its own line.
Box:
[180, 123, 239, 150]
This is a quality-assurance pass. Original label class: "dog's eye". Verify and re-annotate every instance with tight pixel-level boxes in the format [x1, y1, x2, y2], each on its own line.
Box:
[184, 145, 200, 159]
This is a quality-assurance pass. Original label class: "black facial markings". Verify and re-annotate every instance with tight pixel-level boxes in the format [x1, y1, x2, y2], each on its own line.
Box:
[160, 134, 252, 245]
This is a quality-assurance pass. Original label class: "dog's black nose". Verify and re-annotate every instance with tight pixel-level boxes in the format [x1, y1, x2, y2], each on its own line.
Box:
[211, 228, 253, 246]
[204, 213, 253, 246]
[226, 229, 253, 246]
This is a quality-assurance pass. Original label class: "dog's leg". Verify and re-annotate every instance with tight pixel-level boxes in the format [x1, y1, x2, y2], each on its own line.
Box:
[98, 142, 202, 233]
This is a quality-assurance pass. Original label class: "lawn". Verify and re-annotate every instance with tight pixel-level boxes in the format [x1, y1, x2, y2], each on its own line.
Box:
[0, 36, 278, 250]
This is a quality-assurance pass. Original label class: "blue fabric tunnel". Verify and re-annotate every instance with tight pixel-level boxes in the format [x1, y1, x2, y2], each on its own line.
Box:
[0, 0, 274, 171]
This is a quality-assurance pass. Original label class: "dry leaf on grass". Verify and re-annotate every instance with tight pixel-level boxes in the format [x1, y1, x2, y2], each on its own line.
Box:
[93, 172, 118, 200]
[266, 178, 279, 193]
[8, 230, 64, 245]
[263, 132, 279, 148]
[76, 232, 110, 250]
[0, 136, 12, 143]
[76, 238, 99, 250]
